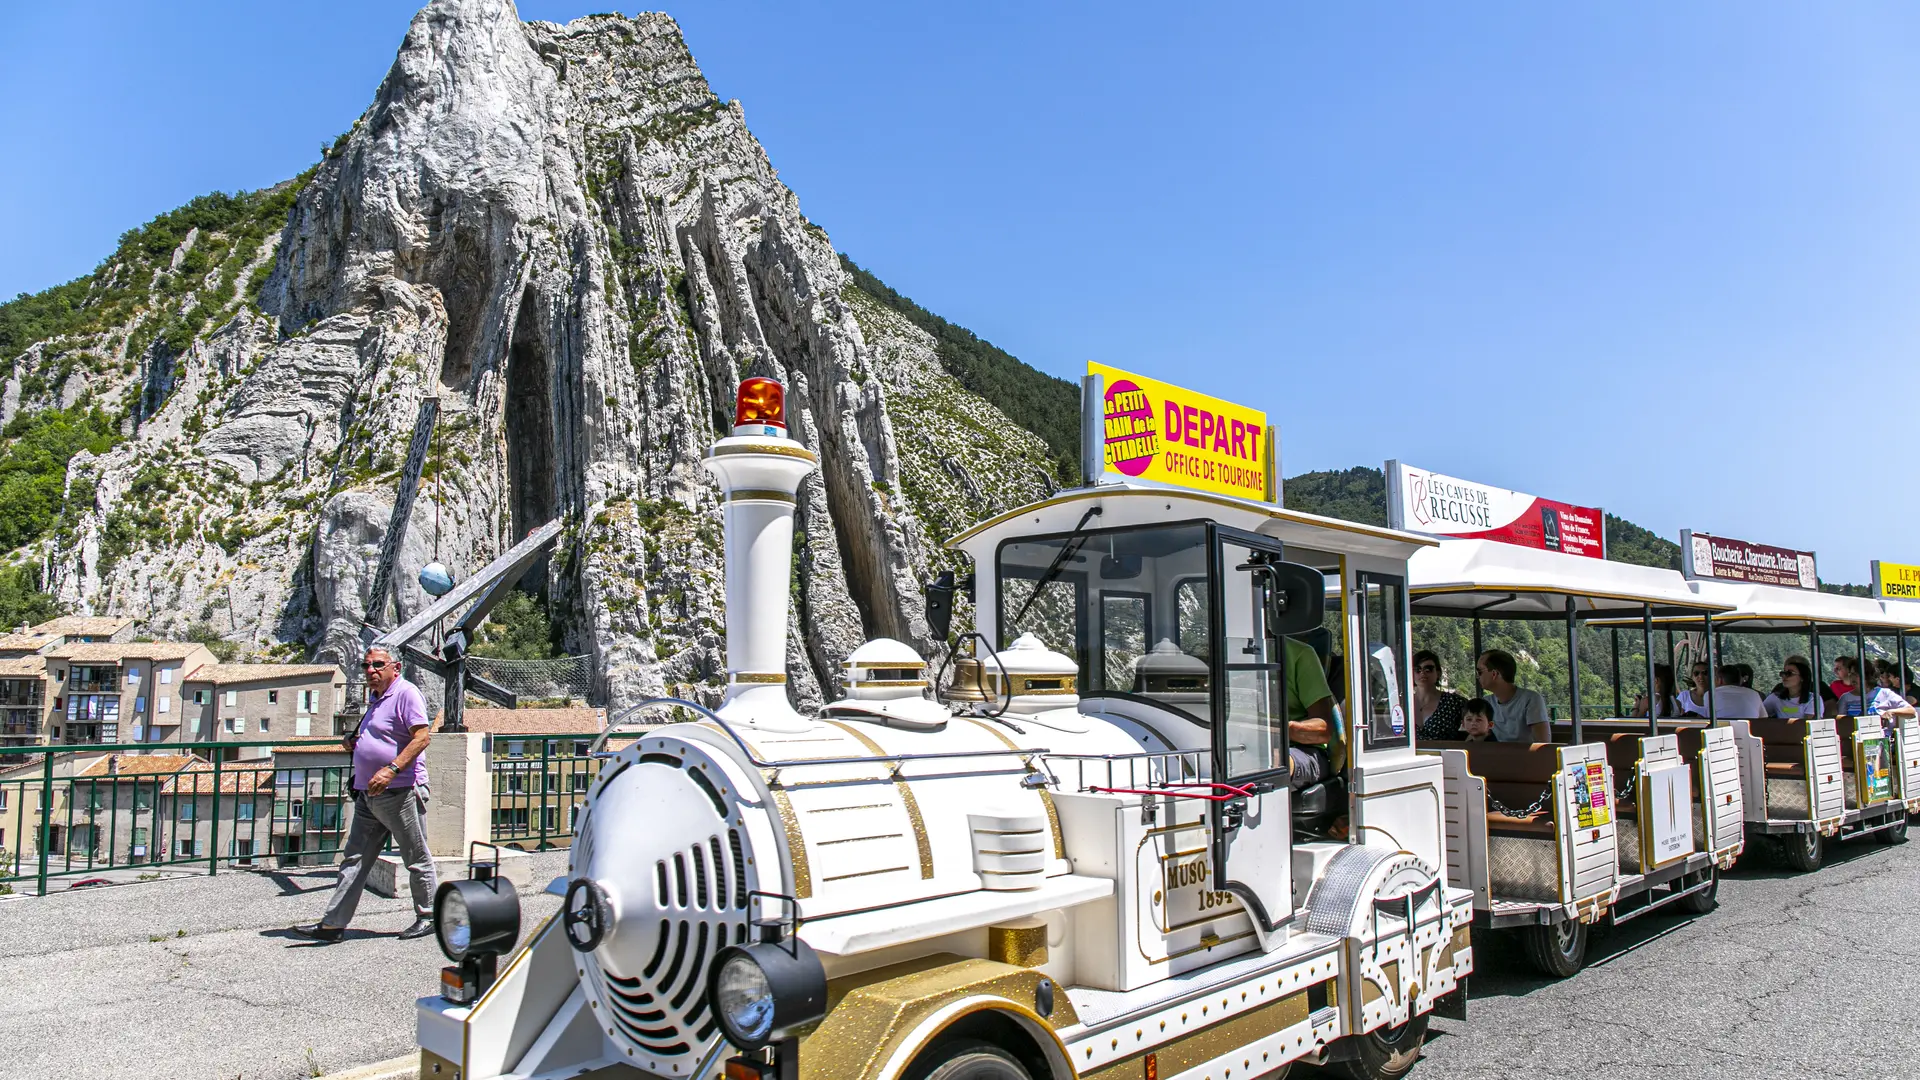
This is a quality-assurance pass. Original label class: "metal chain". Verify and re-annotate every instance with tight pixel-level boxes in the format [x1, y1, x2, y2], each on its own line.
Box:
[1487, 789, 1552, 818]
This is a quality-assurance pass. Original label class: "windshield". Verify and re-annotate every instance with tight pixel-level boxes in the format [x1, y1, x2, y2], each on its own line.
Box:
[999, 523, 1211, 706]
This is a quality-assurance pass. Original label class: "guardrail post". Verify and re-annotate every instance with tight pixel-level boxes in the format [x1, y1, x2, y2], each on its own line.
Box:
[538, 738, 552, 851]
[36, 751, 51, 897]
[209, 754, 222, 877]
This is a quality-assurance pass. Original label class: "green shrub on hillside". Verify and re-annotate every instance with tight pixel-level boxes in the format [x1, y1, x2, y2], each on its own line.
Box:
[0, 406, 121, 552]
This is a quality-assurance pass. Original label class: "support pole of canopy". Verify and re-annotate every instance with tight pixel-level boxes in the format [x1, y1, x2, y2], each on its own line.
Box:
[1901, 631, 1910, 701]
[1705, 610, 1718, 724]
[1643, 605, 1658, 736]
[1810, 622, 1822, 718]
[1856, 624, 1867, 717]
[1611, 627, 1623, 718]
[1472, 615, 1482, 695]
[1567, 597, 1582, 745]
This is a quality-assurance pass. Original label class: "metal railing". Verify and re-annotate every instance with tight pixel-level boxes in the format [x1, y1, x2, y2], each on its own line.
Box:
[0, 738, 356, 896]
[488, 733, 601, 850]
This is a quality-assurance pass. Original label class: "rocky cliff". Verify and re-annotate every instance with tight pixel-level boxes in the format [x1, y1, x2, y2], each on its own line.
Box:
[0, 0, 1065, 708]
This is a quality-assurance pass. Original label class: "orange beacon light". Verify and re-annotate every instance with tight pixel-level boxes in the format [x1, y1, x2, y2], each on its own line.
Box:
[733, 377, 787, 434]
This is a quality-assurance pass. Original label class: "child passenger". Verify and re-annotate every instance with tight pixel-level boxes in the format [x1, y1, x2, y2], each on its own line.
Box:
[1461, 698, 1497, 742]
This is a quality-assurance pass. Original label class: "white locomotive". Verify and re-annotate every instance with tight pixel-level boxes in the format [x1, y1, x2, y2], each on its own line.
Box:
[418, 378, 1473, 1080]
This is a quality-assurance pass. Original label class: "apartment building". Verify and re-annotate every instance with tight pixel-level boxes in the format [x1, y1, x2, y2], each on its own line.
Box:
[44, 643, 217, 747]
[267, 744, 352, 867]
[2, 751, 282, 871]
[0, 657, 51, 747]
[182, 665, 349, 761]
[163, 759, 277, 866]
[466, 708, 607, 842]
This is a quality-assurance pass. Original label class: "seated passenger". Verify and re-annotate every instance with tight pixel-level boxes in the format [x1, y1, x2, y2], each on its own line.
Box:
[1764, 656, 1823, 718]
[1460, 698, 1496, 742]
[1633, 663, 1682, 719]
[1709, 664, 1767, 719]
[1412, 649, 1469, 740]
[1677, 661, 1713, 718]
[1830, 656, 1860, 703]
[1284, 637, 1338, 790]
[1735, 663, 1757, 690]
[1476, 649, 1550, 743]
[1854, 660, 1918, 721]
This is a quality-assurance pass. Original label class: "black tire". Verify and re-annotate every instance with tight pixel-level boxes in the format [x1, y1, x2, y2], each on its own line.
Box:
[1782, 828, 1824, 872]
[1677, 866, 1718, 914]
[903, 1039, 1032, 1080]
[1876, 814, 1908, 845]
[1327, 1014, 1429, 1080]
[1521, 918, 1588, 978]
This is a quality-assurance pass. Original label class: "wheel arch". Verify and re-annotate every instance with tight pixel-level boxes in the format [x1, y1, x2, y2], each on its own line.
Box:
[881, 997, 1073, 1080]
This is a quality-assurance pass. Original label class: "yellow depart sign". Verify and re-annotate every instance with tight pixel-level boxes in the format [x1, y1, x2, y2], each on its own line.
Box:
[1090, 361, 1273, 502]
[1872, 561, 1920, 600]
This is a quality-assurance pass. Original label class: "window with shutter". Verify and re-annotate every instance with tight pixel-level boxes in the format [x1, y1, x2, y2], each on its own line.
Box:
[158, 697, 169, 714]
[296, 716, 311, 737]
[268, 690, 278, 704]
[223, 690, 236, 708]
[159, 669, 171, 684]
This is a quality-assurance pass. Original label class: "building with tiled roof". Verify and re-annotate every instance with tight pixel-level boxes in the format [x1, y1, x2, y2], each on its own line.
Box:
[180, 663, 348, 761]
[28, 616, 136, 644]
[42, 642, 217, 748]
[0, 632, 63, 658]
[454, 708, 608, 735]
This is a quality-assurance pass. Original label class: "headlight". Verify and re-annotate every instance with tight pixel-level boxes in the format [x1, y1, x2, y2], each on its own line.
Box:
[706, 934, 827, 1051]
[435, 876, 520, 964]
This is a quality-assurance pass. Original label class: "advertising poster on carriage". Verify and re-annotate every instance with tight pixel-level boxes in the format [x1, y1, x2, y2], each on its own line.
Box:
[1860, 736, 1893, 803]
[1645, 763, 1692, 868]
[1090, 361, 1274, 503]
[1384, 461, 1605, 557]
[1568, 760, 1611, 827]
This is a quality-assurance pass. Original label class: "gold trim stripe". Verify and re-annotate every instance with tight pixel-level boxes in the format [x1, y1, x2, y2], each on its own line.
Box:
[843, 678, 929, 688]
[725, 488, 798, 505]
[769, 784, 813, 899]
[731, 671, 789, 684]
[707, 441, 820, 463]
[847, 659, 928, 670]
[825, 720, 934, 879]
[963, 717, 1066, 859]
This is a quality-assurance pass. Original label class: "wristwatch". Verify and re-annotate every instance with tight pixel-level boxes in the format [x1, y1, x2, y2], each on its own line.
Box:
[385, 760, 403, 773]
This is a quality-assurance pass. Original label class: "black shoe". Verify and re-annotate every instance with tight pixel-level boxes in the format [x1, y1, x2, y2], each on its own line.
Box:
[293, 923, 345, 943]
[397, 917, 436, 941]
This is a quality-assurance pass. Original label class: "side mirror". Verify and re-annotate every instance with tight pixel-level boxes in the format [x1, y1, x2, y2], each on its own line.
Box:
[1241, 559, 1325, 638]
[924, 570, 956, 642]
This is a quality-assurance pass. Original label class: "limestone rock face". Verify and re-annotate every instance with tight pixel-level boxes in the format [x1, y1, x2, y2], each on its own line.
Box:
[28, 0, 1060, 708]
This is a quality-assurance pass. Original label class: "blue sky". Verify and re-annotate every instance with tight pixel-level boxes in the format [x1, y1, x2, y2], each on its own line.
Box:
[5, 2, 1919, 582]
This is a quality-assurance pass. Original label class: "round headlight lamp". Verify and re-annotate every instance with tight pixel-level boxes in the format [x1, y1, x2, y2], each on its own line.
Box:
[706, 933, 827, 1050]
[435, 874, 521, 964]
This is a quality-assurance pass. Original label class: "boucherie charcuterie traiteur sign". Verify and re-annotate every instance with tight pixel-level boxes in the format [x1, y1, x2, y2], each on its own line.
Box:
[1385, 460, 1605, 558]
[1090, 361, 1272, 501]
[1682, 530, 1818, 590]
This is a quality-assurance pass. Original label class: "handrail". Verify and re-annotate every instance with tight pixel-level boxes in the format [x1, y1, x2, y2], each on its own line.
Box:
[0, 737, 344, 757]
[591, 696, 1051, 771]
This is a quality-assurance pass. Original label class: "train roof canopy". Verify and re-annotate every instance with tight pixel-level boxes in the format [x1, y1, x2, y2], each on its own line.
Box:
[946, 482, 1436, 562]
[1407, 539, 1732, 619]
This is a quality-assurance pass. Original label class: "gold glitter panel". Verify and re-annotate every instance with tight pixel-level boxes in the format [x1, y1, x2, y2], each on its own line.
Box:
[769, 785, 813, 899]
[1078, 989, 1310, 1080]
[986, 921, 1050, 968]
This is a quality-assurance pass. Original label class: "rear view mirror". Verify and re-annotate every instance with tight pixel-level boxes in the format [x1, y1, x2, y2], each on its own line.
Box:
[1099, 553, 1142, 579]
[924, 570, 956, 642]
[1242, 559, 1325, 638]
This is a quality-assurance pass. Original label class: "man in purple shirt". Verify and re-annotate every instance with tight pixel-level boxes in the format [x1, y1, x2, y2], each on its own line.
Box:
[294, 646, 438, 942]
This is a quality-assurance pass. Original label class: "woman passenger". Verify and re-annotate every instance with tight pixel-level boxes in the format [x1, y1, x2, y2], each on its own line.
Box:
[1765, 656, 1823, 718]
[1867, 660, 1919, 720]
[1677, 660, 1713, 718]
[1412, 649, 1468, 740]
[1634, 663, 1681, 719]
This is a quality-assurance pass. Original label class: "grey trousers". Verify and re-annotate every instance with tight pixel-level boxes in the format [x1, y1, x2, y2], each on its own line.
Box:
[321, 785, 437, 926]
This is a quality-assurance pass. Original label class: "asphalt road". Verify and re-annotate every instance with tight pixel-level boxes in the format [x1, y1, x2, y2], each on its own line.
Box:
[0, 852, 568, 1080]
[1413, 831, 1920, 1080]
[6, 833, 1915, 1080]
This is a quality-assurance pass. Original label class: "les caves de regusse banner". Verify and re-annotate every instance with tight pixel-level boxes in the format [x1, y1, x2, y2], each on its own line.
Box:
[1386, 460, 1605, 558]
[1092, 361, 1273, 502]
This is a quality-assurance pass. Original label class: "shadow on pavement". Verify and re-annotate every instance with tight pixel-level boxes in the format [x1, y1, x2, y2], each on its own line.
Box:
[258, 925, 399, 946]
[1725, 833, 1902, 880]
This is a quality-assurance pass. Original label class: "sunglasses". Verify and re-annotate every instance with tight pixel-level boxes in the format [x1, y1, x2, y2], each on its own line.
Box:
[1415, 664, 1440, 674]
[363, 661, 392, 670]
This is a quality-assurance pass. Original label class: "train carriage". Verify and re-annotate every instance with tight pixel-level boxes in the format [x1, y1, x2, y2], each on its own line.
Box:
[1406, 539, 1739, 977]
[413, 379, 1472, 1080]
[1636, 581, 1915, 871]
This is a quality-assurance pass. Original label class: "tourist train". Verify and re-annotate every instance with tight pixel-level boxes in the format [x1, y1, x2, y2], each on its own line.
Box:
[414, 375, 1920, 1080]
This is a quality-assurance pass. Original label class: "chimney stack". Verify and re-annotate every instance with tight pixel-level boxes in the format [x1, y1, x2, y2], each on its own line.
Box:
[700, 378, 816, 732]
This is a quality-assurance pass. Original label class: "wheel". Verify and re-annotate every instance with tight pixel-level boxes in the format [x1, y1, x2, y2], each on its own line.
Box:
[1876, 815, 1908, 845]
[1782, 828, 1824, 872]
[1677, 866, 1718, 914]
[1521, 918, 1588, 978]
[1327, 1014, 1429, 1080]
[903, 1039, 1031, 1080]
